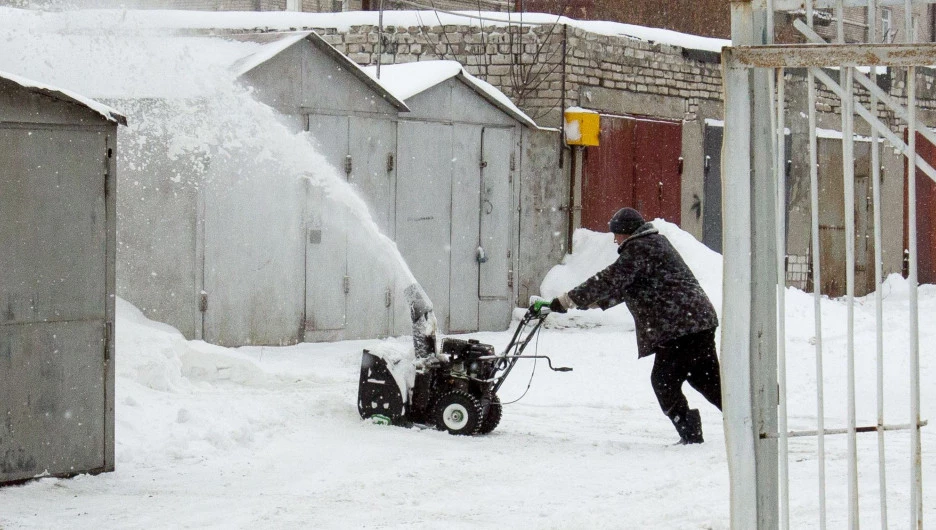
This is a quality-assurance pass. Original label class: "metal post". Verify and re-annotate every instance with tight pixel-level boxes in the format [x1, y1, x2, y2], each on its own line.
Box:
[907, 63, 924, 530]
[376, 0, 384, 78]
[722, 47, 759, 530]
[835, 6, 859, 526]
[841, 63, 860, 530]
[725, 2, 778, 528]
[904, 5, 923, 527]
[867, 2, 889, 528]
[775, 66, 790, 530]
[751, 8, 780, 528]
[804, 5, 827, 528]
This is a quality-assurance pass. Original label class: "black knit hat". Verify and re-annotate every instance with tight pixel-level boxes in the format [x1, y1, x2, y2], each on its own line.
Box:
[608, 207, 645, 235]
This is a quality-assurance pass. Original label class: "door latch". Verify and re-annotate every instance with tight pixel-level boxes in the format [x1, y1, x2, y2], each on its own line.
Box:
[476, 246, 488, 263]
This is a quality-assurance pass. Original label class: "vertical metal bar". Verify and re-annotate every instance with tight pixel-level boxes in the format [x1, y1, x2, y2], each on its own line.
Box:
[905, 0, 914, 42]
[775, 67, 790, 530]
[768, 0, 778, 200]
[723, 51, 758, 530]
[752, 9, 780, 529]
[725, 6, 758, 527]
[867, 2, 889, 528]
[842, 64, 860, 530]
[376, 0, 384, 78]
[907, 66, 924, 530]
[905, 6, 923, 529]
[836, 0, 845, 43]
[806, 3, 828, 528]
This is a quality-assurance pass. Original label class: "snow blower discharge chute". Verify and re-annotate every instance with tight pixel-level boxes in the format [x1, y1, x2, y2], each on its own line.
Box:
[357, 284, 571, 435]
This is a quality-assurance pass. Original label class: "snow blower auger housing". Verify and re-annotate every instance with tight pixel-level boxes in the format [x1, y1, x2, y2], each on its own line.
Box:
[358, 288, 571, 435]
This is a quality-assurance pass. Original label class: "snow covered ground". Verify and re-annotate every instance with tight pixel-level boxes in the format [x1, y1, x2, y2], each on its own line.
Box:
[1, 223, 931, 529]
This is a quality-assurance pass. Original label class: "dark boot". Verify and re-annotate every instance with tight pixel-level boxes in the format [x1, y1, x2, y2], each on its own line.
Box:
[670, 408, 704, 445]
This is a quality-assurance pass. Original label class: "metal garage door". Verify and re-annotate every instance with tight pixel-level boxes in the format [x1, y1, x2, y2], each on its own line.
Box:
[582, 114, 682, 232]
[396, 121, 454, 332]
[0, 127, 109, 483]
[908, 131, 936, 285]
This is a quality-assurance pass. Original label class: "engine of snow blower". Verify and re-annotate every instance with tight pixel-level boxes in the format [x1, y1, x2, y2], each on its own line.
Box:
[358, 286, 570, 435]
[406, 337, 502, 435]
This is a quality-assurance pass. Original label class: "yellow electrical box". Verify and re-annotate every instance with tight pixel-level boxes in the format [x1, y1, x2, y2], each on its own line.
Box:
[564, 108, 600, 146]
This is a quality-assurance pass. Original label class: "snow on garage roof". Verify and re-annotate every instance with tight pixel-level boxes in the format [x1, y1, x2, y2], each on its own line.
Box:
[362, 60, 538, 128]
[0, 69, 127, 125]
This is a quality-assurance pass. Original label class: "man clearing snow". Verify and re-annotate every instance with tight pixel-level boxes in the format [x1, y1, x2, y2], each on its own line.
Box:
[549, 207, 722, 444]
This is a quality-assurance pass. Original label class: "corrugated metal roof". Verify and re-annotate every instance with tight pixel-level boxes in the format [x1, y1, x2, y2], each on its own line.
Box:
[229, 31, 410, 112]
[0, 70, 127, 125]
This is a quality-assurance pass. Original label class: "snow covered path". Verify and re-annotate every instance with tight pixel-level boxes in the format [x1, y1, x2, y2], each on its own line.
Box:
[0, 308, 730, 529]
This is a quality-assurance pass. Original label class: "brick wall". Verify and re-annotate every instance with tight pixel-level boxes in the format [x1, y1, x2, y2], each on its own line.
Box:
[313, 22, 725, 125]
[308, 21, 936, 133]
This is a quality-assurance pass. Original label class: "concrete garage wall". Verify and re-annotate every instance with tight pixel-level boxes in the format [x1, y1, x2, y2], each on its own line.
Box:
[113, 100, 202, 339]
[516, 127, 566, 305]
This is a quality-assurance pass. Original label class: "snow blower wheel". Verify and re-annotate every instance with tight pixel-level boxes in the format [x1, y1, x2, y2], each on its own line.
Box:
[477, 394, 502, 434]
[433, 390, 483, 435]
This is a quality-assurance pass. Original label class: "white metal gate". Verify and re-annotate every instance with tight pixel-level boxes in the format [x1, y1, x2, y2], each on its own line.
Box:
[723, 1, 928, 528]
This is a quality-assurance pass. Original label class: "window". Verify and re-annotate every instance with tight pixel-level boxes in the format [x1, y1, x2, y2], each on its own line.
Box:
[881, 8, 894, 43]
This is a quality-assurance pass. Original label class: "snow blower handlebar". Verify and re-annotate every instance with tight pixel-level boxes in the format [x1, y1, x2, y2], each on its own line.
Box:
[491, 302, 570, 393]
[479, 355, 572, 372]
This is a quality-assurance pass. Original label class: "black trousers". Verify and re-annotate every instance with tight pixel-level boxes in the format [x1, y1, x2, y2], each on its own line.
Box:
[650, 327, 722, 419]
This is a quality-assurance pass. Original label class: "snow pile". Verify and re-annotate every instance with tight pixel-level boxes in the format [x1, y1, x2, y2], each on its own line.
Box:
[113, 298, 300, 470]
[116, 298, 278, 391]
[539, 219, 723, 328]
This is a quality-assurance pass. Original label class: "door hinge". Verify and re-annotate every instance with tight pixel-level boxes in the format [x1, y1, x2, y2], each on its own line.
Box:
[386, 153, 394, 173]
[343, 276, 351, 294]
[199, 291, 208, 312]
[385, 287, 392, 308]
[509, 153, 516, 171]
[508, 268, 514, 290]
[104, 142, 111, 199]
[344, 154, 353, 176]
[104, 321, 113, 361]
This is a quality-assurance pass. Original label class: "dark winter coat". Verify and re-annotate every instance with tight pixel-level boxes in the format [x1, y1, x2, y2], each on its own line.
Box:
[567, 223, 718, 358]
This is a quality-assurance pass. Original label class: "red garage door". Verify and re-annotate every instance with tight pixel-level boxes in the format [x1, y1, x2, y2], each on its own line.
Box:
[908, 131, 936, 285]
[582, 114, 682, 232]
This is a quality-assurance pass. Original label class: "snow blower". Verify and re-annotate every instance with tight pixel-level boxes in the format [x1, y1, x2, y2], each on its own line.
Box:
[357, 285, 571, 435]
